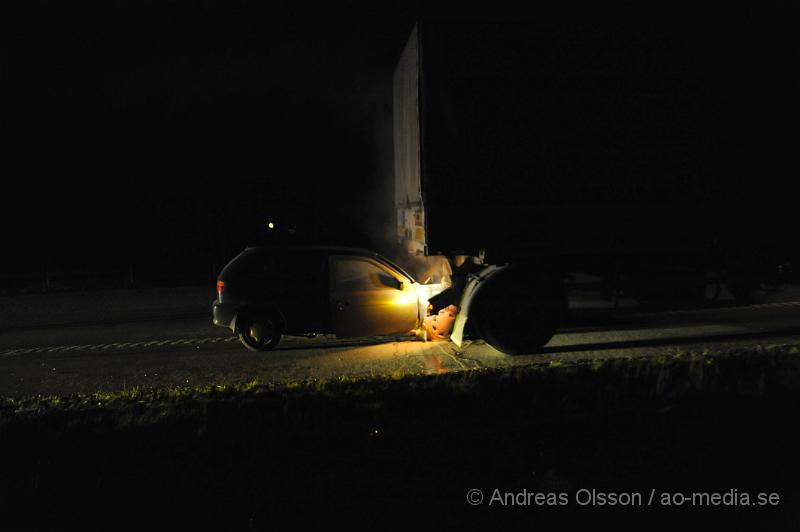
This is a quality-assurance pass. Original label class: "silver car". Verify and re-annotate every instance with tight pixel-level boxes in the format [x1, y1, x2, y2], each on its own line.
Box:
[212, 245, 434, 351]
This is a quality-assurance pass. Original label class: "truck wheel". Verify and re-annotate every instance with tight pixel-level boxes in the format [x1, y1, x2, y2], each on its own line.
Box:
[631, 271, 706, 308]
[727, 278, 781, 304]
[237, 312, 282, 351]
[727, 278, 758, 303]
[472, 268, 567, 355]
[727, 264, 784, 304]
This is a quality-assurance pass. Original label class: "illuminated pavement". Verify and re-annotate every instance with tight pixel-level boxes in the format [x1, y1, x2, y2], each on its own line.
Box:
[1, 286, 800, 397]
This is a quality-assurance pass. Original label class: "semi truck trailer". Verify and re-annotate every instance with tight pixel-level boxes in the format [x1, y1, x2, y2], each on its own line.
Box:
[393, 13, 800, 354]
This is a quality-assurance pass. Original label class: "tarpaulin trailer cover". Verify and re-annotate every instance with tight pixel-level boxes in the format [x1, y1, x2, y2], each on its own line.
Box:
[393, 15, 800, 262]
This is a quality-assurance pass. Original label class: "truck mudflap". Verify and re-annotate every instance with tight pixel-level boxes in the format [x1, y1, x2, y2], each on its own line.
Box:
[450, 263, 508, 347]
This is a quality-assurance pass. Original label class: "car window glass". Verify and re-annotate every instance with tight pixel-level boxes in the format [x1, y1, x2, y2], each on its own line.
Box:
[225, 251, 327, 288]
[259, 255, 280, 276]
[223, 251, 270, 278]
[285, 253, 325, 283]
[332, 257, 397, 292]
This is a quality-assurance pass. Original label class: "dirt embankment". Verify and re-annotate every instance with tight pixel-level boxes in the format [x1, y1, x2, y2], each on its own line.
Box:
[1, 344, 799, 530]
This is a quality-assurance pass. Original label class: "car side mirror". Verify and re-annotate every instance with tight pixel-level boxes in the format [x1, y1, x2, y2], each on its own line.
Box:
[378, 273, 405, 291]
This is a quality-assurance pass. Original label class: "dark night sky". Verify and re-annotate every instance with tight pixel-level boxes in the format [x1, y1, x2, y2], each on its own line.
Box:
[2, 1, 428, 277]
[2, 1, 798, 281]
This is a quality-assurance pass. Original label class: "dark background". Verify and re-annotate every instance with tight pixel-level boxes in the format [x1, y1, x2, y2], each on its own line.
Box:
[2, 0, 798, 286]
[1, 0, 428, 284]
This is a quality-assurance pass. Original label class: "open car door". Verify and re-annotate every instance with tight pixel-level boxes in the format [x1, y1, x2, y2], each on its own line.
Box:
[329, 254, 419, 338]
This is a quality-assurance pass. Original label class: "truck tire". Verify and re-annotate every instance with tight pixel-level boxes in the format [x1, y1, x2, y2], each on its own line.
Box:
[727, 277, 758, 303]
[472, 267, 567, 355]
[726, 259, 785, 303]
[631, 271, 707, 308]
[727, 277, 782, 304]
[237, 312, 282, 351]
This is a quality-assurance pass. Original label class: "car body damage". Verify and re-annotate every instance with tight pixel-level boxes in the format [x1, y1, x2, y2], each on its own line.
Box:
[214, 245, 479, 351]
[450, 264, 507, 347]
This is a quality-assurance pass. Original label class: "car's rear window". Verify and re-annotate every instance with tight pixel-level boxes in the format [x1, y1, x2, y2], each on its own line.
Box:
[220, 250, 275, 279]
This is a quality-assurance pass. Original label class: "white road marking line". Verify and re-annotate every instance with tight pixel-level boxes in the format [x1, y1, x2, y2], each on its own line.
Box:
[0, 336, 233, 357]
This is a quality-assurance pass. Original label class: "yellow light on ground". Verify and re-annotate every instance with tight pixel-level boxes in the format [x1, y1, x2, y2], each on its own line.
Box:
[267, 221, 275, 229]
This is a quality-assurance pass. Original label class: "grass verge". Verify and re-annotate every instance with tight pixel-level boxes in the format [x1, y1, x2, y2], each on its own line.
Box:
[1, 344, 799, 530]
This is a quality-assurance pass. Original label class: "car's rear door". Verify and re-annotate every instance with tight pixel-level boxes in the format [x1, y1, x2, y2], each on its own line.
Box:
[275, 250, 331, 334]
[329, 254, 419, 338]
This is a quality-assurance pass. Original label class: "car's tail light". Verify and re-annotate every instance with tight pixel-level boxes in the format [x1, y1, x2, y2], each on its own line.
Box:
[216, 280, 225, 298]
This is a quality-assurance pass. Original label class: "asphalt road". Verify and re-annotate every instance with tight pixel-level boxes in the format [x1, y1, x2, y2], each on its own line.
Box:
[2, 287, 800, 397]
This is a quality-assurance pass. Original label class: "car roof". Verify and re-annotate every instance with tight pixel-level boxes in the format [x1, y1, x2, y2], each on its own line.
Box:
[241, 245, 416, 281]
[244, 245, 376, 256]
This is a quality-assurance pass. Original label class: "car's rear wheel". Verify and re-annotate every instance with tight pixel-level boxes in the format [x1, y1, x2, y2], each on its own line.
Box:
[237, 313, 282, 351]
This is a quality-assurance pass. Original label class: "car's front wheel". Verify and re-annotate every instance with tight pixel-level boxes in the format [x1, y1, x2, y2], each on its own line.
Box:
[237, 313, 282, 351]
